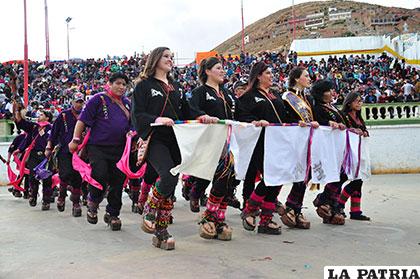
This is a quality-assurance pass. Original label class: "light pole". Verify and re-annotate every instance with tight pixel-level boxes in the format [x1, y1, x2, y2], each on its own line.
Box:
[44, 0, 50, 65]
[65, 17, 72, 60]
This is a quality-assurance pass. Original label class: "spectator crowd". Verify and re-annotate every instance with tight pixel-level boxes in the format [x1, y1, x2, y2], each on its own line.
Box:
[0, 51, 419, 120]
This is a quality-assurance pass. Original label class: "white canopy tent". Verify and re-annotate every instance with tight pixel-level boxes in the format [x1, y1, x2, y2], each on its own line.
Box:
[289, 34, 419, 68]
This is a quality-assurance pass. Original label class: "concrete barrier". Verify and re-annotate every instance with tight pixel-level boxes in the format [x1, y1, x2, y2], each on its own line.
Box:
[367, 124, 420, 174]
[0, 124, 419, 184]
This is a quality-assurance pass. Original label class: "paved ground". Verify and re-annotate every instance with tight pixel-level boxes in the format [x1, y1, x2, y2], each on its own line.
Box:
[1, 174, 419, 279]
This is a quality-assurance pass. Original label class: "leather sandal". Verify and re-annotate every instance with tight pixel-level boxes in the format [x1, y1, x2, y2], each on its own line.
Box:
[141, 214, 156, 234]
[280, 207, 297, 228]
[199, 217, 217, 239]
[153, 230, 175, 250]
[216, 223, 232, 241]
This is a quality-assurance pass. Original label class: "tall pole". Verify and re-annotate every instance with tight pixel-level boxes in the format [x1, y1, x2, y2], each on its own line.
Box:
[292, 0, 296, 41]
[241, 0, 245, 53]
[65, 17, 72, 60]
[66, 22, 70, 60]
[44, 0, 50, 65]
[23, 0, 29, 107]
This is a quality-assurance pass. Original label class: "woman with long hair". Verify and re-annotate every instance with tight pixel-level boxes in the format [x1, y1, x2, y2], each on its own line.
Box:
[280, 67, 319, 229]
[337, 92, 370, 221]
[310, 79, 347, 225]
[131, 47, 213, 250]
[188, 57, 236, 240]
[236, 61, 287, 235]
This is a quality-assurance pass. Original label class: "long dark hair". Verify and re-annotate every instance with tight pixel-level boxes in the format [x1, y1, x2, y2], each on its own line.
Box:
[198, 57, 221, 84]
[244, 61, 268, 94]
[311, 79, 334, 105]
[135, 47, 173, 83]
[342, 92, 365, 125]
[288, 67, 305, 88]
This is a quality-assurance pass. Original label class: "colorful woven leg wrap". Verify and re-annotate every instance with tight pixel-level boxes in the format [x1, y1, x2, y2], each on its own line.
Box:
[259, 201, 276, 226]
[156, 197, 174, 230]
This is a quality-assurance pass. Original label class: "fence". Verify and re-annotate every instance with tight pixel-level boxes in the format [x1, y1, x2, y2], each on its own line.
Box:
[361, 102, 420, 125]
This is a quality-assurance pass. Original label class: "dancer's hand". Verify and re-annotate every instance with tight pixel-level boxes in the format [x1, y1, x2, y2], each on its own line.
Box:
[329, 121, 339, 129]
[298, 121, 307, 127]
[155, 117, 174, 126]
[44, 148, 52, 158]
[68, 142, 79, 153]
[338, 123, 346, 130]
[252, 120, 269, 127]
[310, 121, 320, 128]
[197, 115, 219, 124]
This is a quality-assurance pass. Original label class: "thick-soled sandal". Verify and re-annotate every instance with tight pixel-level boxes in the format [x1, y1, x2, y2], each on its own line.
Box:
[189, 198, 200, 213]
[108, 216, 122, 231]
[257, 221, 282, 235]
[199, 218, 217, 239]
[152, 230, 175, 250]
[216, 223, 232, 241]
[141, 214, 156, 234]
[295, 213, 311, 229]
[323, 213, 345, 225]
[87, 210, 98, 224]
[316, 204, 332, 219]
[276, 201, 286, 216]
[72, 205, 82, 217]
[57, 200, 65, 212]
[41, 202, 50, 211]
[280, 207, 297, 228]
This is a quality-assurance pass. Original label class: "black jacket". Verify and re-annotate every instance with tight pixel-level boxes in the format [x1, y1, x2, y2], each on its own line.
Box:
[131, 77, 202, 141]
[313, 102, 346, 126]
[235, 88, 287, 123]
[189, 84, 236, 120]
[343, 111, 369, 136]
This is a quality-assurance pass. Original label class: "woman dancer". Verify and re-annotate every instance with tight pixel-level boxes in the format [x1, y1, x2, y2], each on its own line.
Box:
[237, 61, 287, 235]
[189, 57, 236, 240]
[131, 47, 212, 250]
[337, 92, 370, 221]
[280, 67, 319, 229]
[310, 79, 347, 225]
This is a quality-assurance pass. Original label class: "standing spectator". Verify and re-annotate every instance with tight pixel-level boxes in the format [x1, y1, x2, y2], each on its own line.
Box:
[402, 80, 414, 97]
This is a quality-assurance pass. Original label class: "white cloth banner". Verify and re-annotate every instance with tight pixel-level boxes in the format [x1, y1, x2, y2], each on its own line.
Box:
[170, 123, 228, 181]
[310, 126, 346, 184]
[264, 126, 311, 186]
[170, 122, 371, 185]
[230, 125, 263, 180]
[346, 132, 371, 181]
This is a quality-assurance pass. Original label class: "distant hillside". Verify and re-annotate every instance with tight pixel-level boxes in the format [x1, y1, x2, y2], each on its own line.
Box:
[213, 0, 419, 55]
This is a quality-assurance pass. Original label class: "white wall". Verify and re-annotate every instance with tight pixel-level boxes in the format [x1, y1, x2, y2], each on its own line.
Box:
[1, 125, 419, 184]
[367, 124, 420, 174]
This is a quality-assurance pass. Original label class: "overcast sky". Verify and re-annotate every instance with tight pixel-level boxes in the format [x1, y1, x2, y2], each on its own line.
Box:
[0, 0, 418, 63]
